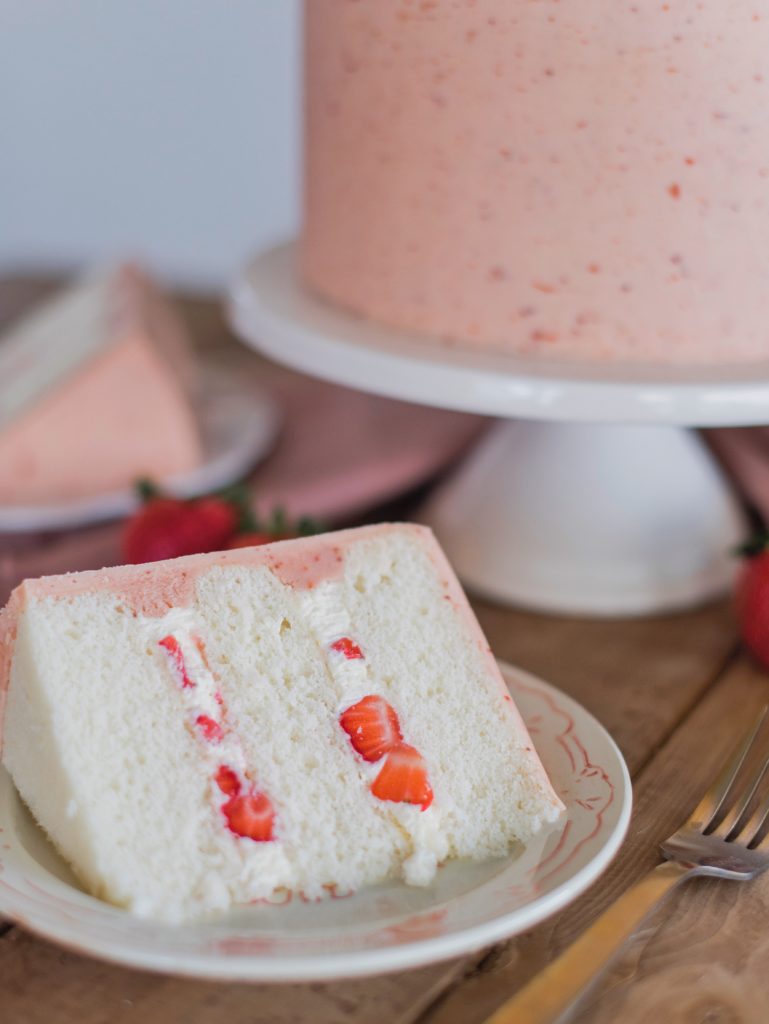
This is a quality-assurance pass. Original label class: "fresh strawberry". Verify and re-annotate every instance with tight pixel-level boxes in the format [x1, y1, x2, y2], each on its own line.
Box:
[122, 498, 187, 562]
[183, 496, 238, 549]
[371, 743, 433, 810]
[737, 537, 769, 668]
[214, 766, 275, 840]
[121, 480, 324, 563]
[339, 695, 402, 763]
[158, 634, 195, 689]
[222, 787, 276, 842]
[215, 764, 241, 796]
[330, 637, 364, 660]
[122, 496, 237, 563]
[195, 714, 224, 743]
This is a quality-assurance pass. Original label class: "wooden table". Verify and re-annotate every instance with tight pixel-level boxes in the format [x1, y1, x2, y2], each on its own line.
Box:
[2, 283, 768, 1023]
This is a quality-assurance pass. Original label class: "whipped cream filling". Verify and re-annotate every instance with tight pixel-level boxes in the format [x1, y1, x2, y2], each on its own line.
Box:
[142, 597, 448, 896]
[142, 608, 290, 892]
[144, 608, 248, 783]
[298, 581, 448, 886]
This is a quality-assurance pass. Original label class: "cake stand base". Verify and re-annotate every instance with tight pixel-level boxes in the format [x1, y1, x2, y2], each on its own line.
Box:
[420, 421, 747, 616]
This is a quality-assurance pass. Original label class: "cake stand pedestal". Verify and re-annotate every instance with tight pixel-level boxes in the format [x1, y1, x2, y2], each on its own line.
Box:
[229, 243, 769, 616]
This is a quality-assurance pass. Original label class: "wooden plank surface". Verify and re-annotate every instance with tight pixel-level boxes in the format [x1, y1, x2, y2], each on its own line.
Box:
[0, 601, 739, 1024]
[0, 280, 756, 1024]
[472, 599, 737, 776]
[0, 930, 469, 1024]
[572, 656, 769, 1024]
[421, 654, 768, 1024]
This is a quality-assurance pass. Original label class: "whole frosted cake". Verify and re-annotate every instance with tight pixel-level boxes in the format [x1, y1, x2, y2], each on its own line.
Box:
[0, 524, 562, 922]
[302, 0, 769, 364]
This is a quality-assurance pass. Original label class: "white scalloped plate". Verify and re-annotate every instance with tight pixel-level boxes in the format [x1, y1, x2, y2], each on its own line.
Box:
[0, 662, 631, 981]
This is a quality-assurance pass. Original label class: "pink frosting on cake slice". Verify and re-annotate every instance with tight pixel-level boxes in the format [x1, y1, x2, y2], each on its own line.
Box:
[0, 266, 202, 504]
[0, 525, 378, 750]
[0, 524, 539, 780]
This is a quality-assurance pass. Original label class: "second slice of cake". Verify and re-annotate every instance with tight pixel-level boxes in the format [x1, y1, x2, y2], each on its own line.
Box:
[0, 524, 563, 921]
[0, 265, 202, 504]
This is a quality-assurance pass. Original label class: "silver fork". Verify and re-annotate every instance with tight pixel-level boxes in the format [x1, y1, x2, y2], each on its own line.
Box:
[484, 707, 769, 1024]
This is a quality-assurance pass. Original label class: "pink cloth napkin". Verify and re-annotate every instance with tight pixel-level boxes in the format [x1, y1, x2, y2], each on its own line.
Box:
[706, 428, 769, 525]
[247, 363, 487, 521]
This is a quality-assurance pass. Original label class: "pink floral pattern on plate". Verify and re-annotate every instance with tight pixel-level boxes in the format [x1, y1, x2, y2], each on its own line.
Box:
[519, 675, 616, 891]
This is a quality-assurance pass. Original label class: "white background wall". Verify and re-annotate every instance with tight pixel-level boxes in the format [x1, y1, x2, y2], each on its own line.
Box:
[0, 1, 301, 288]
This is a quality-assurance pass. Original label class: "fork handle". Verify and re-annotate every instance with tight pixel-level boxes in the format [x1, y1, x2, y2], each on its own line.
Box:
[483, 859, 691, 1024]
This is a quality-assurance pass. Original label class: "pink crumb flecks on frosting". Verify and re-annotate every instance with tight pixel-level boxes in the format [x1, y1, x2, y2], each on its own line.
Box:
[0, 524, 421, 754]
[3, 524, 412, 618]
[263, 543, 346, 591]
[303, 1, 769, 365]
[0, 521, 527, 796]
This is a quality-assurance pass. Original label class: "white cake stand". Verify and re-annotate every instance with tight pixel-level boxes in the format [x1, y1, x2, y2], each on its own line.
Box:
[228, 243, 769, 616]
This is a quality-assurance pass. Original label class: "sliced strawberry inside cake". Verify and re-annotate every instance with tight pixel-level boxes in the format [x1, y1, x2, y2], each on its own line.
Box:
[0, 524, 563, 921]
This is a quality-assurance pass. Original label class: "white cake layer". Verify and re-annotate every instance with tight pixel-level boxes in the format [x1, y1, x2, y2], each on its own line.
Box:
[2, 527, 563, 921]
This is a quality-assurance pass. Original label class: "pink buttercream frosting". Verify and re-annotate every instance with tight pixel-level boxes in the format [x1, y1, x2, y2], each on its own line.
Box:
[303, 0, 769, 364]
[0, 524, 424, 749]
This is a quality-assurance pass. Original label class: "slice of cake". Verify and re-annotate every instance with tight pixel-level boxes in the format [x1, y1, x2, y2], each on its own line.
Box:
[0, 524, 563, 922]
[0, 265, 203, 505]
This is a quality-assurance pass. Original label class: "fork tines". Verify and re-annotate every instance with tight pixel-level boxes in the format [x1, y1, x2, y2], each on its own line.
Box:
[686, 705, 769, 849]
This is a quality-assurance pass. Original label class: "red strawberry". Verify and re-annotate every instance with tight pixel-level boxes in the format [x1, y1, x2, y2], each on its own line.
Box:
[215, 764, 241, 796]
[737, 543, 769, 668]
[371, 743, 433, 811]
[122, 496, 237, 564]
[339, 695, 402, 763]
[158, 634, 195, 689]
[195, 714, 224, 743]
[330, 637, 364, 660]
[222, 787, 276, 842]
